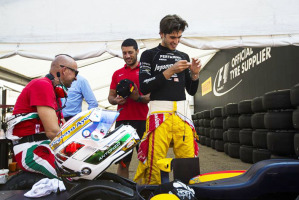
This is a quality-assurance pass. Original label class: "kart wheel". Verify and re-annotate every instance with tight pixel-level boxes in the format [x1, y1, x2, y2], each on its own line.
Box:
[238, 114, 252, 129]
[252, 149, 271, 163]
[240, 145, 255, 163]
[252, 129, 268, 149]
[227, 116, 239, 128]
[212, 107, 223, 117]
[214, 129, 224, 140]
[251, 96, 265, 113]
[213, 117, 224, 128]
[225, 103, 238, 115]
[224, 143, 229, 155]
[0, 171, 46, 190]
[209, 129, 214, 139]
[263, 89, 293, 110]
[293, 108, 299, 129]
[215, 140, 224, 152]
[238, 100, 253, 114]
[264, 110, 293, 130]
[295, 133, 299, 156]
[251, 113, 266, 129]
[227, 128, 240, 143]
[202, 110, 211, 119]
[223, 131, 228, 142]
[223, 118, 228, 130]
[239, 129, 253, 146]
[291, 83, 299, 106]
[267, 131, 296, 156]
[228, 143, 240, 158]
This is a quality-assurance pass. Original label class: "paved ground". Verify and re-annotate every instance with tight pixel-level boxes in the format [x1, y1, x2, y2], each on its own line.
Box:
[107, 144, 252, 181]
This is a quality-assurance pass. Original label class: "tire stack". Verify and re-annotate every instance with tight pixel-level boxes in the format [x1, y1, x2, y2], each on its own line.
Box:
[193, 111, 205, 146]
[222, 107, 229, 155]
[202, 110, 211, 147]
[251, 96, 271, 163]
[263, 89, 297, 159]
[210, 107, 225, 152]
[192, 112, 200, 143]
[290, 83, 299, 157]
[238, 100, 255, 163]
[225, 103, 241, 159]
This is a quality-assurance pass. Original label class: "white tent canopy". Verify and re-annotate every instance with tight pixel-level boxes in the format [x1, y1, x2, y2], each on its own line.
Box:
[1, 0, 299, 109]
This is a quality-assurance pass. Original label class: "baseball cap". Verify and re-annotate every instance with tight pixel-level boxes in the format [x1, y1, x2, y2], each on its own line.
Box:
[116, 79, 135, 98]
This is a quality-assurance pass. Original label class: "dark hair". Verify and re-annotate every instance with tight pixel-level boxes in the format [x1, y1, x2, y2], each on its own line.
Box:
[160, 14, 188, 34]
[121, 38, 138, 50]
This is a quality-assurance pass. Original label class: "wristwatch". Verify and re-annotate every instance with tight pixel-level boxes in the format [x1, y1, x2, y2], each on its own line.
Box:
[137, 96, 142, 102]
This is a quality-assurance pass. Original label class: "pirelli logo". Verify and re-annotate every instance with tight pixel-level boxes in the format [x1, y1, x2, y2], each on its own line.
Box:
[202, 77, 212, 96]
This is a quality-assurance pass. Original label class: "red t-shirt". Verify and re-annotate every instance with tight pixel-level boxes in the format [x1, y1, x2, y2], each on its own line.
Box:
[110, 64, 149, 121]
[13, 77, 63, 137]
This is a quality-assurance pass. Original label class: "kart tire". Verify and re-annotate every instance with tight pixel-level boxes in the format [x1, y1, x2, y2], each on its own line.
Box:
[252, 129, 268, 149]
[221, 107, 228, 117]
[239, 129, 253, 146]
[212, 107, 223, 117]
[267, 131, 296, 156]
[0, 170, 46, 190]
[238, 114, 252, 129]
[198, 127, 205, 136]
[227, 128, 240, 143]
[210, 119, 214, 128]
[211, 139, 216, 149]
[223, 118, 228, 130]
[205, 137, 211, 147]
[200, 136, 206, 145]
[224, 143, 229, 155]
[252, 149, 271, 163]
[228, 143, 240, 158]
[263, 89, 293, 110]
[202, 110, 211, 119]
[291, 83, 299, 106]
[204, 128, 211, 137]
[293, 108, 299, 129]
[251, 96, 265, 113]
[193, 119, 199, 127]
[71, 181, 138, 200]
[240, 145, 255, 163]
[264, 110, 293, 130]
[213, 117, 224, 128]
[198, 119, 204, 127]
[251, 113, 266, 129]
[238, 100, 253, 114]
[192, 114, 197, 120]
[225, 103, 238, 116]
[223, 131, 228, 142]
[214, 129, 224, 140]
[295, 133, 299, 156]
[209, 129, 214, 139]
[203, 119, 211, 127]
[215, 140, 225, 152]
[226, 116, 239, 128]
[196, 112, 202, 119]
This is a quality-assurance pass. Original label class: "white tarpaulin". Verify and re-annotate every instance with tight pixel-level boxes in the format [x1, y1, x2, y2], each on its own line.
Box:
[1, 0, 299, 109]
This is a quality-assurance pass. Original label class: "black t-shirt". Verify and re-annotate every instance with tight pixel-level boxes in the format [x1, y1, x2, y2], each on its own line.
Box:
[139, 44, 199, 101]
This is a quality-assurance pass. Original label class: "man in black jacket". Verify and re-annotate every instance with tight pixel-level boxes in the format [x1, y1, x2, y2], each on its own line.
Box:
[134, 14, 201, 184]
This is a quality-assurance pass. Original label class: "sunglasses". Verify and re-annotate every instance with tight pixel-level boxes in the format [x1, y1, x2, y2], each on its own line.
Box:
[60, 65, 79, 77]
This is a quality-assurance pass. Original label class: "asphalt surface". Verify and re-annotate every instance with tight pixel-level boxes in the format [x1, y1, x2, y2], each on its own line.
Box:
[107, 144, 252, 180]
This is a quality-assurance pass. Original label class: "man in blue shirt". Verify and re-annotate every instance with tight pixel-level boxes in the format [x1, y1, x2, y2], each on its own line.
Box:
[62, 74, 98, 121]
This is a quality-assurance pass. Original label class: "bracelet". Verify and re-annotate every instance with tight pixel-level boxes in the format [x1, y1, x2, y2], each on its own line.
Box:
[191, 73, 199, 80]
[136, 96, 142, 102]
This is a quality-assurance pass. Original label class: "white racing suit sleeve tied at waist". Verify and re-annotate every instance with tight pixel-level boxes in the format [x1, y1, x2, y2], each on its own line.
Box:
[5, 112, 39, 140]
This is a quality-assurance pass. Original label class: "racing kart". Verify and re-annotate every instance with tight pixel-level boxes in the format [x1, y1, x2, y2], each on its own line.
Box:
[1, 108, 299, 200]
